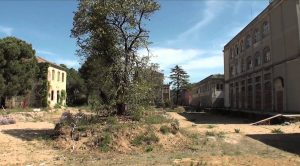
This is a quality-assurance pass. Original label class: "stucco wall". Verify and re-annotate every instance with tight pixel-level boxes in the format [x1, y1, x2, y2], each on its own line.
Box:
[47, 66, 67, 107]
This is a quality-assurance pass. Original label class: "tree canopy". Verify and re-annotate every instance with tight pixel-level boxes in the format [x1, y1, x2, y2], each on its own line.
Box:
[0, 37, 38, 102]
[72, 0, 160, 114]
[169, 65, 189, 105]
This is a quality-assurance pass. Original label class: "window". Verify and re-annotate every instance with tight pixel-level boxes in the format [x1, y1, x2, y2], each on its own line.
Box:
[241, 59, 246, 72]
[253, 29, 260, 43]
[240, 40, 244, 53]
[254, 51, 262, 66]
[216, 84, 220, 90]
[230, 48, 234, 59]
[51, 90, 54, 101]
[247, 57, 252, 70]
[263, 47, 271, 63]
[52, 70, 55, 81]
[235, 44, 239, 55]
[62, 73, 65, 82]
[246, 35, 252, 48]
[262, 21, 270, 37]
[57, 71, 60, 81]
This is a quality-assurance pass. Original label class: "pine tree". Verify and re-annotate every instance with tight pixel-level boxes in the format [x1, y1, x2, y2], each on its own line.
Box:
[170, 65, 189, 105]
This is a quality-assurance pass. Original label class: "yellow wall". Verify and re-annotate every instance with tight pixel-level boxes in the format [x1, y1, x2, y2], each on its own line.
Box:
[47, 66, 67, 107]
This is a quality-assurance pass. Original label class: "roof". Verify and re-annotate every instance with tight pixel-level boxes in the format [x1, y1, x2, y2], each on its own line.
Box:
[198, 74, 224, 84]
[36, 56, 67, 71]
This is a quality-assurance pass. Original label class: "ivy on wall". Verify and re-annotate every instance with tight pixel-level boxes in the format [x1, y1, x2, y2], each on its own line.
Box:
[35, 63, 50, 107]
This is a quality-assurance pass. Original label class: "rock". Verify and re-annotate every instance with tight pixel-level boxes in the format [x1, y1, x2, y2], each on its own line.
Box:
[282, 122, 290, 126]
[81, 132, 88, 137]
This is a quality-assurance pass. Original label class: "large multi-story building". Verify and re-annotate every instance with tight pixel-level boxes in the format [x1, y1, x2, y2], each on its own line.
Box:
[224, 0, 300, 113]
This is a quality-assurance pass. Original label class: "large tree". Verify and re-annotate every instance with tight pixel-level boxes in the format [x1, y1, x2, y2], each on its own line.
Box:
[72, 0, 160, 114]
[170, 65, 189, 105]
[0, 37, 38, 107]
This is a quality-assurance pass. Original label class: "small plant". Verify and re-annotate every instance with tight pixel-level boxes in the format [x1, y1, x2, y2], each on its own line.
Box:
[234, 128, 240, 133]
[132, 132, 159, 146]
[271, 128, 284, 134]
[145, 146, 153, 152]
[207, 125, 215, 129]
[205, 131, 215, 136]
[95, 132, 111, 152]
[217, 131, 225, 138]
[160, 125, 170, 134]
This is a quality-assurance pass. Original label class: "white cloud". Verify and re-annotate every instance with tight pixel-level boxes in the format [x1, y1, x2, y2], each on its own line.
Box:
[0, 25, 13, 36]
[36, 49, 56, 56]
[140, 47, 205, 70]
[182, 55, 223, 71]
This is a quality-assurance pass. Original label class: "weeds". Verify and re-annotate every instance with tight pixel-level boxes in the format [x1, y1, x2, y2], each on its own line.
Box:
[132, 132, 159, 146]
[271, 128, 284, 134]
[145, 114, 170, 124]
[234, 128, 240, 133]
[160, 125, 170, 134]
[207, 125, 216, 129]
[205, 131, 215, 136]
[145, 146, 153, 152]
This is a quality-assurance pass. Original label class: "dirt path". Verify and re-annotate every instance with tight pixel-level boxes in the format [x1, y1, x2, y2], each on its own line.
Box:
[0, 121, 61, 165]
[167, 112, 300, 135]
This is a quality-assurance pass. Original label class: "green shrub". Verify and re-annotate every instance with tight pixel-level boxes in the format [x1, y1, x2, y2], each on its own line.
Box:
[234, 128, 240, 133]
[98, 133, 111, 152]
[145, 146, 153, 152]
[207, 125, 215, 129]
[107, 116, 118, 125]
[271, 128, 284, 134]
[132, 132, 159, 146]
[160, 125, 170, 134]
[130, 107, 144, 121]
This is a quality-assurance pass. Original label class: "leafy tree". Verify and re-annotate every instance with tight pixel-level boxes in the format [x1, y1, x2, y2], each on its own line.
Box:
[72, 0, 160, 115]
[0, 37, 38, 107]
[169, 65, 189, 105]
[62, 65, 87, 106]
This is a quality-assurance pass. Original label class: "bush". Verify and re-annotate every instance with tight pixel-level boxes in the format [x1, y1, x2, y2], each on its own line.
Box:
[132, 132, 159, 146]
[170, 121, 179, 134]
[271, 128, 284, 134]
[234, 128, 240, 133]
[207, 125, 215, 129]
[205, 131, 215, 136]
[130, 106, 144, 121]
[174, 106, 185, 113]
[94, 132, 111, 152]
[160, 125, 170, 134]
[145, 146, 153, 152]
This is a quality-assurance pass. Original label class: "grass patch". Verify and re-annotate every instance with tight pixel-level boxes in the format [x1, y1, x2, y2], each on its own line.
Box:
[207, 125, 216, 129]
[145, 146, 153, 152]
[144, 114, 170, 124]
[160, 125, 170, 134]
[132, 132, 159, 146]
[271, 128, 284, 134]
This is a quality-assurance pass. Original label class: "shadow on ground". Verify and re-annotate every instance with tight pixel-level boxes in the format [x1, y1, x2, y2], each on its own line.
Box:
[178, 112, 252, 124]
[247, 133, 300, 155]
[2, 129, 55, 141]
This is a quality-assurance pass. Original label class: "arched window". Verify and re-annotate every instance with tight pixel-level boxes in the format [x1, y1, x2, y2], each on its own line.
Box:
[246, 56, 252, 70]
[262, 21, 270, 37]
[254, 51, 262, 66]
[263, 47, 271, 63]
[246, 35, 252, 48]
[235, 44, 239, 55]
[253, 29, 260, 43]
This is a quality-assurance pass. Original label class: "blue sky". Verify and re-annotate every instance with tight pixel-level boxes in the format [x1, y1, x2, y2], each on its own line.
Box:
[0, 0, 269, 83]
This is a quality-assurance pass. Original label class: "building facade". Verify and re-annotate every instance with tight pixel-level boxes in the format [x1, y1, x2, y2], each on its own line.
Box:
[191, 74, 224, 108]
[37, 57, 67, 108]
[224, 0, 300, 113]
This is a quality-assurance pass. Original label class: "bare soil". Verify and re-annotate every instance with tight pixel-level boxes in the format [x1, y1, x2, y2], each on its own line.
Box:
[0, 109, 300, 165]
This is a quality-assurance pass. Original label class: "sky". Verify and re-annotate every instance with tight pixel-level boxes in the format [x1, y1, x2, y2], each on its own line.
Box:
[0, 0, 269, 83]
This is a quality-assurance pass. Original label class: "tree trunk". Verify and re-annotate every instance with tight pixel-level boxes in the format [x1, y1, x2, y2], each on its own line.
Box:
[116, 103, 127, 115]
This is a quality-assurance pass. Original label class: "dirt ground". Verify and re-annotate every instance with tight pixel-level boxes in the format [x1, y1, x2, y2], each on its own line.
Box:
[0, 109, 300, 165]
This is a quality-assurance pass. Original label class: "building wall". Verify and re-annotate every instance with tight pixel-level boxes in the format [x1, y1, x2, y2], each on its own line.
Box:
[47, 66, 67, 107]
[224, 0, 300, 113]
